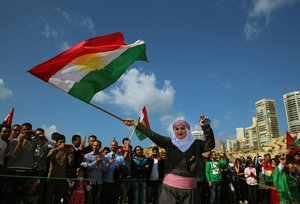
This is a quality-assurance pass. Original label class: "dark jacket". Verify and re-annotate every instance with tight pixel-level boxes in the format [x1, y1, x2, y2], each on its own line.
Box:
[131, 156, 152, 179]
[136, 122, 215, 178]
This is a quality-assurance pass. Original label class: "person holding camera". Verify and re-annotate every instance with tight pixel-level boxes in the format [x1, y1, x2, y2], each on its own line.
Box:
[5, 122, 38, 204]
[123, 115, 215, 204]
[101, 140, 126, 204]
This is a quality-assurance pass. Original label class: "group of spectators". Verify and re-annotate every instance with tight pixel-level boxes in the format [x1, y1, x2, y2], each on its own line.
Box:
[0, 122, 166, 204]
[0, 122, 299, 204]
[201, 151, 300, 204]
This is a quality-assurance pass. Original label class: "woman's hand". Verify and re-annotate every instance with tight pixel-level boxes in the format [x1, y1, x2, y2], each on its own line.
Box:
[123, 118, 138, 127]
[199, 115, 211, 126]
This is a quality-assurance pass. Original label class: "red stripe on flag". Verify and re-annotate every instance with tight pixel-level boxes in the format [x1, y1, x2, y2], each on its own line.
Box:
[28, 32, 125, 82]
[141, 106, 150, 128]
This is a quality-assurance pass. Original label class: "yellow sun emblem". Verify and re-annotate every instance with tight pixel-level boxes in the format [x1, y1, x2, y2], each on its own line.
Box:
[74, 53, 105, 71]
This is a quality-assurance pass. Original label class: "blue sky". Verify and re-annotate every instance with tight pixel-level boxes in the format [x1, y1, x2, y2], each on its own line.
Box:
[1, 0, 300, 148]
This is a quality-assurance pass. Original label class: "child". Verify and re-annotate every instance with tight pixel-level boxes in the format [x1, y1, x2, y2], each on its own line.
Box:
[68, 166, 91, 204]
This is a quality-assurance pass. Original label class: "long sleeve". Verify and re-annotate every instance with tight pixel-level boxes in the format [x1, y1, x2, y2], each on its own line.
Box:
[205, 162, 211, 182]
[136, 122, 171, 148]
[47, 148, 59, 159]
[202, 125, 215, 152]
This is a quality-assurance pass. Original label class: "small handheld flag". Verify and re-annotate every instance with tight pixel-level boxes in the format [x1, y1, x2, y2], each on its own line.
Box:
[135, 106, 150, 141]
[2, 108, 14, 126]
[290, 130, 300, 146]
[286, 131, 295, 149]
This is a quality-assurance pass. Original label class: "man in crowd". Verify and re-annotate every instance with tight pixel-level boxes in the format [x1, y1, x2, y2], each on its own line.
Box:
[33, 128, 49, 204]
[0, 124, 11, 167]
[0, 124, 11, 146]
[0, 124, 11, 202]
[101, 140, 125, 204]
[44, 133, 73, 204]
[9, 124, 21, 141]
[82, 135, 97, 155]
[131, 145, 152, 204]
[67, 134, 84, 178]
[147, 146, 165, 204]
[83, 139, 109, 204]
[6, 122, 38, 203]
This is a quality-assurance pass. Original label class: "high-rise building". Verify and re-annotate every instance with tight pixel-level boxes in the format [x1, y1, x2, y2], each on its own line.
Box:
[255, 99, 280, 147]
[191, 130, 204, 140]
[283, 91, 300, 134]
[245, 117, 259, 150]
[226, 139, 239, 152]
[236, 128, 245, 141]
[214, 140, 225, 152]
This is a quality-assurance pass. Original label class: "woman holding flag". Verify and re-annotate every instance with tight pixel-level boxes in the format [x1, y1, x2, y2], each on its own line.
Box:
[123, 115, 215, 204]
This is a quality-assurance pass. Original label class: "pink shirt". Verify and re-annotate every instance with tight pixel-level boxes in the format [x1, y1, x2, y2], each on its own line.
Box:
[244, 167, 258, 185]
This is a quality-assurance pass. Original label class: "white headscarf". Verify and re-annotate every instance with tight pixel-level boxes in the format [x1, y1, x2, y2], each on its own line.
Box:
[171, 128, 195, 152]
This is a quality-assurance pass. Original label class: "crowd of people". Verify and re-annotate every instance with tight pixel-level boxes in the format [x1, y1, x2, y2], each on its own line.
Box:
[0, 116, 299, 204]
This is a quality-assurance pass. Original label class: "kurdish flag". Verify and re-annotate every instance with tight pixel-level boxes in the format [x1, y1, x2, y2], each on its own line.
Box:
[135, 106, 150, 141]
[28, 32, 147, 103]
[2, 108, 14, 126]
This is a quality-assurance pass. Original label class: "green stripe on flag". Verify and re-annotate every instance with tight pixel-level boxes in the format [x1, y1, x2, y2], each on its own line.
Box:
[135, 129, 147, 141]
[291, 139, 300, 146]
[69, 43, 147, 102]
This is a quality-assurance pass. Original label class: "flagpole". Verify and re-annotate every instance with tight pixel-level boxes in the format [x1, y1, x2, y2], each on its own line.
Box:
[88, 102, 124, 122]
[47, 83, 125, 122]
[129, 126, 136, 141]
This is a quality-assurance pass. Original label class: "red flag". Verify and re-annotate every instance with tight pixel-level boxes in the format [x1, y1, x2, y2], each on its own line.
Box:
[2, 108, 14, 126]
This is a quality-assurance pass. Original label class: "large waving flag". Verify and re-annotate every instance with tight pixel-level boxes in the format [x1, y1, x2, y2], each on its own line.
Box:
[2, 107, 14, 126]
[28, 32, 147, 103]
[135, 106, 150, 141]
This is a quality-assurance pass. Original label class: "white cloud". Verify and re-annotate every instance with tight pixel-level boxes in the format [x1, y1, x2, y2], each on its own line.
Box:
[224, 111, 233, 120]
[60, 41, 71, 51]
[212, 118, 221, 128]
[223, 80, 233, 89]
[42, 23, 59, 38]
[92, 92, 112, 103]
[244, 0, 299, 39]
[41, 124, 58, 138]
[0, 79, 13, 99]
[50, 6, 95, 34]
[40, 16, 59, 38]
[92, 68, 178, 130]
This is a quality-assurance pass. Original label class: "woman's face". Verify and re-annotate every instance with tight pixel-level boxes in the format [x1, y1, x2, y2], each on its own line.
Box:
[174, 125, 187, 140]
